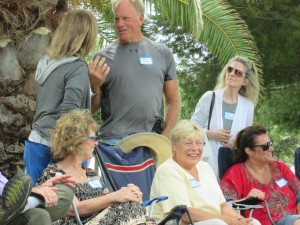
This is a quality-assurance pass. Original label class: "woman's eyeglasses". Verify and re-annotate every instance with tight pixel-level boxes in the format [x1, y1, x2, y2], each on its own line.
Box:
[88, 136, 98, 141]
[253, 141, 273, 151]
[226, 66, 244, 78]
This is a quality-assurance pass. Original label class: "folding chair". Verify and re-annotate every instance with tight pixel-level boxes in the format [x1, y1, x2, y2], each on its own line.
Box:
[294, 147, 300, 179]
[94, 133, 172, 200]
[218, 147, 233, 180]
[157, 205, 194, 225]
[143, 196, 194, 225]
[93, 143, 117, 192]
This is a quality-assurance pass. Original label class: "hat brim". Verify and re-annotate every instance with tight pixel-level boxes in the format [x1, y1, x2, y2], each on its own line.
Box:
[116, 133, 172, 168]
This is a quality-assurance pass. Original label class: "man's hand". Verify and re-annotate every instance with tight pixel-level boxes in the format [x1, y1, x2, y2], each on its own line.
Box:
[88, 55, 110, 93]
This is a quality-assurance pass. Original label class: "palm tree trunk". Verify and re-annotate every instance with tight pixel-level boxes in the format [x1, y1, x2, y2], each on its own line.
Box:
[0, 0, 67, 178]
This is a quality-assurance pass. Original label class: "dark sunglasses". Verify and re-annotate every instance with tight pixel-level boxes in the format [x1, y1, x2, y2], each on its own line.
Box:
[226, 66, 244, 78]
[88, 136, 98, 141]
[253, 141, 273, 151]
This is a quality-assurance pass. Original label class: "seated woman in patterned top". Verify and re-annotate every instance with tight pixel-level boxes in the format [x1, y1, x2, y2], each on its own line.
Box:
[220, 125, 300, 225]
[38, 109, 147, 225]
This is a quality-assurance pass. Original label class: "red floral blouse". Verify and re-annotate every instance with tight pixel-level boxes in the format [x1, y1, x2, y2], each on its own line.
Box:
[220, 161, 300, 225]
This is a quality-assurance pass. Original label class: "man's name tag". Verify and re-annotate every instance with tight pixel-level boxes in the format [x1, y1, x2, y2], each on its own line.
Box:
[88, 178, 103, 188]
[275, 178, 288, 188]
[140, 57, 153, 65]
[224, 112, 235, 121]
[189, 178, 201, 189]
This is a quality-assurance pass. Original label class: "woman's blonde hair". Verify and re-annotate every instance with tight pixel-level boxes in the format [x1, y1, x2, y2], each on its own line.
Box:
[170, 120, 203, 144]
[215, 55, 260, 106]
[47, 9, 97, 59]
[51, 109, 98, 161]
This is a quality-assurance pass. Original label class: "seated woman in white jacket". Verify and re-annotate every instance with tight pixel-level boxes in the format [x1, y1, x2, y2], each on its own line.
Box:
[150, 120, 261, 225]
[191, 55, 260, 178]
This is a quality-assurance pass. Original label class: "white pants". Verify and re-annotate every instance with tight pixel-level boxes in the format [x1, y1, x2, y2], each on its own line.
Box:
[193, 218, 261, 225]
[193, 219, 227, 225]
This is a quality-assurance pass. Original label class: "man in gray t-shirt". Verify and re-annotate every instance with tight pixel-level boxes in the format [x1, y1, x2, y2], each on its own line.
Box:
[89, 0, 180, 200]
[94, 37, 177, 139]
[90, 0, 180, 140]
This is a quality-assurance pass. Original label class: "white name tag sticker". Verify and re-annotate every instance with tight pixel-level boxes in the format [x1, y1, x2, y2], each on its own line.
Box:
[140, 57, 153, 65]
[224, 112, 235, 121]
[189, 178, 201, 189]
[275, 178, 288, 188]
[88, 178, 103, 189]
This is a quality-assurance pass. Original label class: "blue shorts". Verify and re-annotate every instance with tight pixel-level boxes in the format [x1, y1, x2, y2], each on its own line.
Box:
[24, 140, 55, 186]
[276, 215, 300, 225]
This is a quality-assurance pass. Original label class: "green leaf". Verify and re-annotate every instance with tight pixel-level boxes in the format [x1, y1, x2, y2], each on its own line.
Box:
[146, 0, 203, 40]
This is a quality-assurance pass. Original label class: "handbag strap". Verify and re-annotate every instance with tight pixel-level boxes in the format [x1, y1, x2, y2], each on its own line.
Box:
[207, 92, 215, 130]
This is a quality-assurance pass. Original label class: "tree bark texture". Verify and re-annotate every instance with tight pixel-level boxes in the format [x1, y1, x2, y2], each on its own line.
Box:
[0, 0, 67, 178]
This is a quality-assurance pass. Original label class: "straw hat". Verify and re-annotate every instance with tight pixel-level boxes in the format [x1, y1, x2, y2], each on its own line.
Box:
[117, 133, 172, 168]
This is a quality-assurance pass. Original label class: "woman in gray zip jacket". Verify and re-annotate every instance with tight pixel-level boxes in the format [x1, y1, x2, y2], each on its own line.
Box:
[24, 9, 109, 185]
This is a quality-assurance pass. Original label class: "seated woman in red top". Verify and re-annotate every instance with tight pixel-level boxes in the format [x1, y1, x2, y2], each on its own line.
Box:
[220, 125, 300, 225]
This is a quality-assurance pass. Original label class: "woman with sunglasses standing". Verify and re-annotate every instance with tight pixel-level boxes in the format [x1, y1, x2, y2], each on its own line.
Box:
[220, 125, 300, 225]
[191, 55, 260, 178]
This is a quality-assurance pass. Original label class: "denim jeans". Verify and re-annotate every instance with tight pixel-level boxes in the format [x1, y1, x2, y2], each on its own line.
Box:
[275, 215, 300, 225]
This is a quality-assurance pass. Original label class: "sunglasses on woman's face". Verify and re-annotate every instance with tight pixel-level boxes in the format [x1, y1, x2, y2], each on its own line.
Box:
[226, 66, 244, 78]
[88, 136, 98, 141]
[253, 141, 273, 151]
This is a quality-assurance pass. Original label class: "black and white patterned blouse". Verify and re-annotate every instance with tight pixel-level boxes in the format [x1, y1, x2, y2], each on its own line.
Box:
[38, 163, 147, 225]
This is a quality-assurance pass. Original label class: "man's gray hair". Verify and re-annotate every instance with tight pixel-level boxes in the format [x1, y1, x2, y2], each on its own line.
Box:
[112, 0, 145, 15]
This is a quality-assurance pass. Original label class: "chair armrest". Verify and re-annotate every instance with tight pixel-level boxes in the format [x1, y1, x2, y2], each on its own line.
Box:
[143, 196, 168, 207]
[144, 196, 168, 218]
[234, 197, 263, 205]
[232, 203, 263, 210]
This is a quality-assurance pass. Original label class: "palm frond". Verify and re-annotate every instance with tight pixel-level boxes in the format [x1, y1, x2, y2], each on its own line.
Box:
[147, 0, 203, 39]
[69, 0, 115, 47]
[200, 0, 263, 93]
[72, 0, 263, 97]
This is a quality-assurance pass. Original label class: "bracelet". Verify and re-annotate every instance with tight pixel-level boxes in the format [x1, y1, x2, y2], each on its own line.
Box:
[91, 88, 100, 97]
